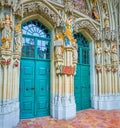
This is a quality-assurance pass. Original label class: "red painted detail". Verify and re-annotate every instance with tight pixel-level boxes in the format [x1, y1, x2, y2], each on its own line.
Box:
[62, 66, 74, 75]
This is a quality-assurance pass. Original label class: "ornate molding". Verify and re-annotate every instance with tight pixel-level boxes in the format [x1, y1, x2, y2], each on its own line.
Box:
[22, 1, 61, 25]
[74, 20, 99, 40]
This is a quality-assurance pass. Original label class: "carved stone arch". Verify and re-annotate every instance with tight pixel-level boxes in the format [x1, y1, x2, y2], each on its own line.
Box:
[18, 0, 62, 26]
[73, 18, 100, 41]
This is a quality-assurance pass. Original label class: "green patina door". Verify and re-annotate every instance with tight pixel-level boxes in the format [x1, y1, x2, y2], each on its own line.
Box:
[20, 20, 50, 119]
[74, 33, 91, 111]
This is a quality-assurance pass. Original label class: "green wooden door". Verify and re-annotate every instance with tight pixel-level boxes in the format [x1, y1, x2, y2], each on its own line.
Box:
[20, 60, 35, 118]
[35, 61, 50, 117]
[19, 20, 51, 119]
[74, 33, 91, 111]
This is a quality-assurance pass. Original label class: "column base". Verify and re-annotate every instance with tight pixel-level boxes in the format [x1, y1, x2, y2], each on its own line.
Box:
[0, 101, 19, 128]
[92, 95, 120, 110]
[51, 94, 76, 120]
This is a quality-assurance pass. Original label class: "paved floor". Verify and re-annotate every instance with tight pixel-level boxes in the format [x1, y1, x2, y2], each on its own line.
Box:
[15, 109, 120, 128]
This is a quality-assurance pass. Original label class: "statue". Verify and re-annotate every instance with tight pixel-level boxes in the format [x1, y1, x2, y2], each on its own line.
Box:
[104, 45, 111, 65]
[104, 13, 109, 28]
[0, 14, 13, 49]
[95, 44, 102, 64]
[72, 43, 78, 61]
[54, 33, 64, 59]
[63, 17, 76, 46]
[92, 6, 99, 20]
[111, 45, 118, 64]
[14, 23, 22, 52]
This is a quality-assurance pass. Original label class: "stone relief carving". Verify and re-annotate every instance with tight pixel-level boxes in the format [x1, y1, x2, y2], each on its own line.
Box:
[64, 0, 74, 15]
[23, 2, 60, 25]
[95, 44, 102, 64]
[74, 20, 98, 40]
[0, 14, 13, 49]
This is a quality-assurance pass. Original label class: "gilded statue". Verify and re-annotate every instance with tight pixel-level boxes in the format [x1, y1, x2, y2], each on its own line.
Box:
[0, 14, 13, 49]
[63, 17, 76, 46]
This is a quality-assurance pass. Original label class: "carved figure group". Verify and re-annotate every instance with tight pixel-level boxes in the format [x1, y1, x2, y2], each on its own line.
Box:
[0, 14, 13, 49]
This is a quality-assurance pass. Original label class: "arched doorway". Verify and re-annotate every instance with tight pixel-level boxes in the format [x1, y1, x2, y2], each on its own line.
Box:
[19, 20, 51, 119]
[74, 33, 91, 111]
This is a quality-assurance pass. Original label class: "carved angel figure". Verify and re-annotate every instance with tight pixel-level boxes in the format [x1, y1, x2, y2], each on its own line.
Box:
[96, 44, 102, 64]
[0, 14, 13, 49]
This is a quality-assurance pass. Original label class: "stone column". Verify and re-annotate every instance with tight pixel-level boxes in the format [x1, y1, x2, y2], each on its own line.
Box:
[0, 1, 22, 127]
[52, 16, 77, 119]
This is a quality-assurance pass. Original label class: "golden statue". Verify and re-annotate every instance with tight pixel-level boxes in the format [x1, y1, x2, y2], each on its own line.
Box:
[63, 17, 76, 45]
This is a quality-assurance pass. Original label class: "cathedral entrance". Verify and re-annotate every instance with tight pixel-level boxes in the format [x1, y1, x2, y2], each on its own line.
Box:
[19, 20, 51, 119]
[74, 33, 91, 111]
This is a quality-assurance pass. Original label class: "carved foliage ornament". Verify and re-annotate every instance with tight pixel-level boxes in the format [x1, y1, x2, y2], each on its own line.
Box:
[13, 60, 19, 67]
[0, 58, 11, 66]
[0, 0, 21, 12]
[95, 64, 102, 73]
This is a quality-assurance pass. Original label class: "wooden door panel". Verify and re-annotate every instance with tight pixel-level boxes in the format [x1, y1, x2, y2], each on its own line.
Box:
[20, 60, 35, 118]
[35, 61, 50, 116]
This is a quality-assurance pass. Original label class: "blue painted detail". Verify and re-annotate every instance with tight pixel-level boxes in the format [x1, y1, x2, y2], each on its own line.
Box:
[64, 37, 71, 46]
[74, 33, 91, 111]
[20, 20, 50, 119]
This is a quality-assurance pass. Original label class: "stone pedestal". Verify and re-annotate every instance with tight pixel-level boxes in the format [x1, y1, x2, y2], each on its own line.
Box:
[0, 101, 19, 128]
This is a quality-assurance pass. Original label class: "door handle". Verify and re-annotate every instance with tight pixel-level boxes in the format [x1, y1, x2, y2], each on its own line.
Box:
[26, 88, 29, 91]
[31, 87, 34, 90]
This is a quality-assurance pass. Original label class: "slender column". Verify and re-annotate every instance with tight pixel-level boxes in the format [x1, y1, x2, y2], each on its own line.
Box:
[3, 65, 7, 103]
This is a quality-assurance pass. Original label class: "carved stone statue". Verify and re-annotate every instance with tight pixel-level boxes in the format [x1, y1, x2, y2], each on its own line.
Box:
[111, 45, 118, 64]
[0, 14, 13, 49]
[104, 13, 109, 28]
[92, 6, 99, 20]
[55, 45, 64, 59]
[14, 23, 22, 52]
[54, 34, 64, 59]
[104, 45, 111, 65]
[96, 44, 102, 64]
[72, 43, 78, 61]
